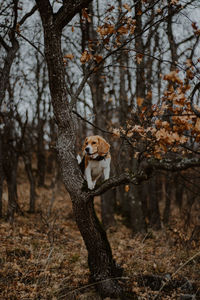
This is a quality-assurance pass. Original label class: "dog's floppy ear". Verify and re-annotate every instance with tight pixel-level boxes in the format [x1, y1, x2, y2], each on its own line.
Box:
[82, 137, 88, 152]
[97, 136, 110, 155]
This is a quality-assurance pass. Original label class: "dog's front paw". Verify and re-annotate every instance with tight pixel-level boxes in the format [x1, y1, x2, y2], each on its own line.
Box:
[87, 181, 96, 190]
[88, 184, 94, 190]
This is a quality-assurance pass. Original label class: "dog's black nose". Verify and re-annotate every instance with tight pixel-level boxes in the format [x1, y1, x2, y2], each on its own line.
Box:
[85, 147, 90, 153]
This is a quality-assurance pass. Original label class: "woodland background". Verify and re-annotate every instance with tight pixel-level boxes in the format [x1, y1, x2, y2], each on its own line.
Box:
[0, 0, 200, 299]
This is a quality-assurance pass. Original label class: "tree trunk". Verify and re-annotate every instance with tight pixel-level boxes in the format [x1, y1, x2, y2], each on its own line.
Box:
[23, 153, 36, 213]
[0, 39, 19, 106]
[163, 175, 173, 225]
[72, 196, 123, 297]
[36, 1, 124, 296]
[37, 119, 46, 186]
[101, 189, 116, 229]
[148, 177, 161, 230]
[2, 116, 19, 223]
[5, 158, 19, 223]
[129, 185, 147, 234]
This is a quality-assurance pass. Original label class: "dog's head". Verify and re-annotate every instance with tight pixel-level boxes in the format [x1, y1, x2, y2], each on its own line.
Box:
[82, 135, 110, 158]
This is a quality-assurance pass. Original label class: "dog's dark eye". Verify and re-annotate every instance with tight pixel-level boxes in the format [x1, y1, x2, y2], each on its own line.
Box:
[85, 142, 88, 145]
[92, 141, 96, 145]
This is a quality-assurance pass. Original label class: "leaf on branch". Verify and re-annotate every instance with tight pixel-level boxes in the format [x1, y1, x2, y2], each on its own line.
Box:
[130, 25, 136, 34]
[186, 69, 194, 80]
[127, 131, 133, 137]
[97, 24, 115, 36]
[156, 8, 162, 14]
[195, 118, 200, 132]
[16, 23, 21, 33]
[82, 8, 91, 23]
[137, 10, 142, 16]
[94, 55, 103, 64]
[112, 128, 120, 138]
[163, 70, 183, 85]
[123, 3, 132, 12]
[64, 53, 74, 60]
[106, 5, 115, 13]
[186, 59, 192, 67]
[137, 97, 144, 107]
[117, 25, 129, 35]
[80, 50, 92, 64]
[115, 36, 122, 45]
[170, 0, 179, 5]
[194, 29, 200, 36]
[124, 185, 130, 192]
[136, 53, 143, 64]
[192, 22, 198, 31]
[147, 90, 152, 100]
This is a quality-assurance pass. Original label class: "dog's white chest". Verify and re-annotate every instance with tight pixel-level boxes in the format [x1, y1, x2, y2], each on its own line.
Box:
[89, 160, 106, 180]
[84, 157, 111, 189]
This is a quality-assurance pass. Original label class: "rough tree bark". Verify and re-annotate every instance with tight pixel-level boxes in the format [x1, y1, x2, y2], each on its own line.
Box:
[35, 1, 123, 297]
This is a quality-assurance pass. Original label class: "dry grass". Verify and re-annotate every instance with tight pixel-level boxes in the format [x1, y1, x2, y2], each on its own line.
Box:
[0, 170, 200, 299]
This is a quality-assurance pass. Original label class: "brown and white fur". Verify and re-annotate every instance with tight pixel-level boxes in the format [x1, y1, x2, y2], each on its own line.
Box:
[78, 135, 111, 190]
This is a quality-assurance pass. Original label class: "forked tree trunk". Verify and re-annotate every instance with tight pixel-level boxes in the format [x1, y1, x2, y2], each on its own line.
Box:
[36, 1, 123, 297]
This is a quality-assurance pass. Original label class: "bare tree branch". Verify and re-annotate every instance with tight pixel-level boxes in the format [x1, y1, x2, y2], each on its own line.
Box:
[54, 0, 93, 31]
[147, 157, 200, 172]
[0, 25, 44, 57]
[87, 156, 200, 197]
[88, 171, 150, 197]
[72, 110, 112, 135]
[0, 35, 10, 51]
[18, 5, 38, 26]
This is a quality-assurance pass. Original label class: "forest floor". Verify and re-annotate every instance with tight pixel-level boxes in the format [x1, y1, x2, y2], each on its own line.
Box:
[0, 169, 200, 300]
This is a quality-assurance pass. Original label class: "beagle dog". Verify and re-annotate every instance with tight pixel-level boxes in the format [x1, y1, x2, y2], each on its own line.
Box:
[78, 135, 111, 190]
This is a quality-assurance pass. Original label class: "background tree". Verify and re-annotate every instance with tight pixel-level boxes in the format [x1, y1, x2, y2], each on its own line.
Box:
[0, 0, 37, 221]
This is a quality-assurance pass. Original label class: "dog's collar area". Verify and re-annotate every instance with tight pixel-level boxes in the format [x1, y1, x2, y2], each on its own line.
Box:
[90, 152, 109, 161]
[92, 155, 106, 161]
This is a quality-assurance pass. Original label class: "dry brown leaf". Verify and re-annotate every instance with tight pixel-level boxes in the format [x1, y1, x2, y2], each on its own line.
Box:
[137, 97, 144, 107]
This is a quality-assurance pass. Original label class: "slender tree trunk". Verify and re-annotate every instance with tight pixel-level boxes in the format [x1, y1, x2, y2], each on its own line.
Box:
[101, 189, 116, 229]
[129, 185, 147, 234]
[148, 177, 161, 230]
[0, 40, 19, 106]
[23, 153, 36, 213]
[72, 196, 122, 296]
[163, 176, 173, 225]
[123, 0, 148, 234]
[85, 2, 117, 229]
[5, 157, 19, 223]
[37, 119, 46, 186]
